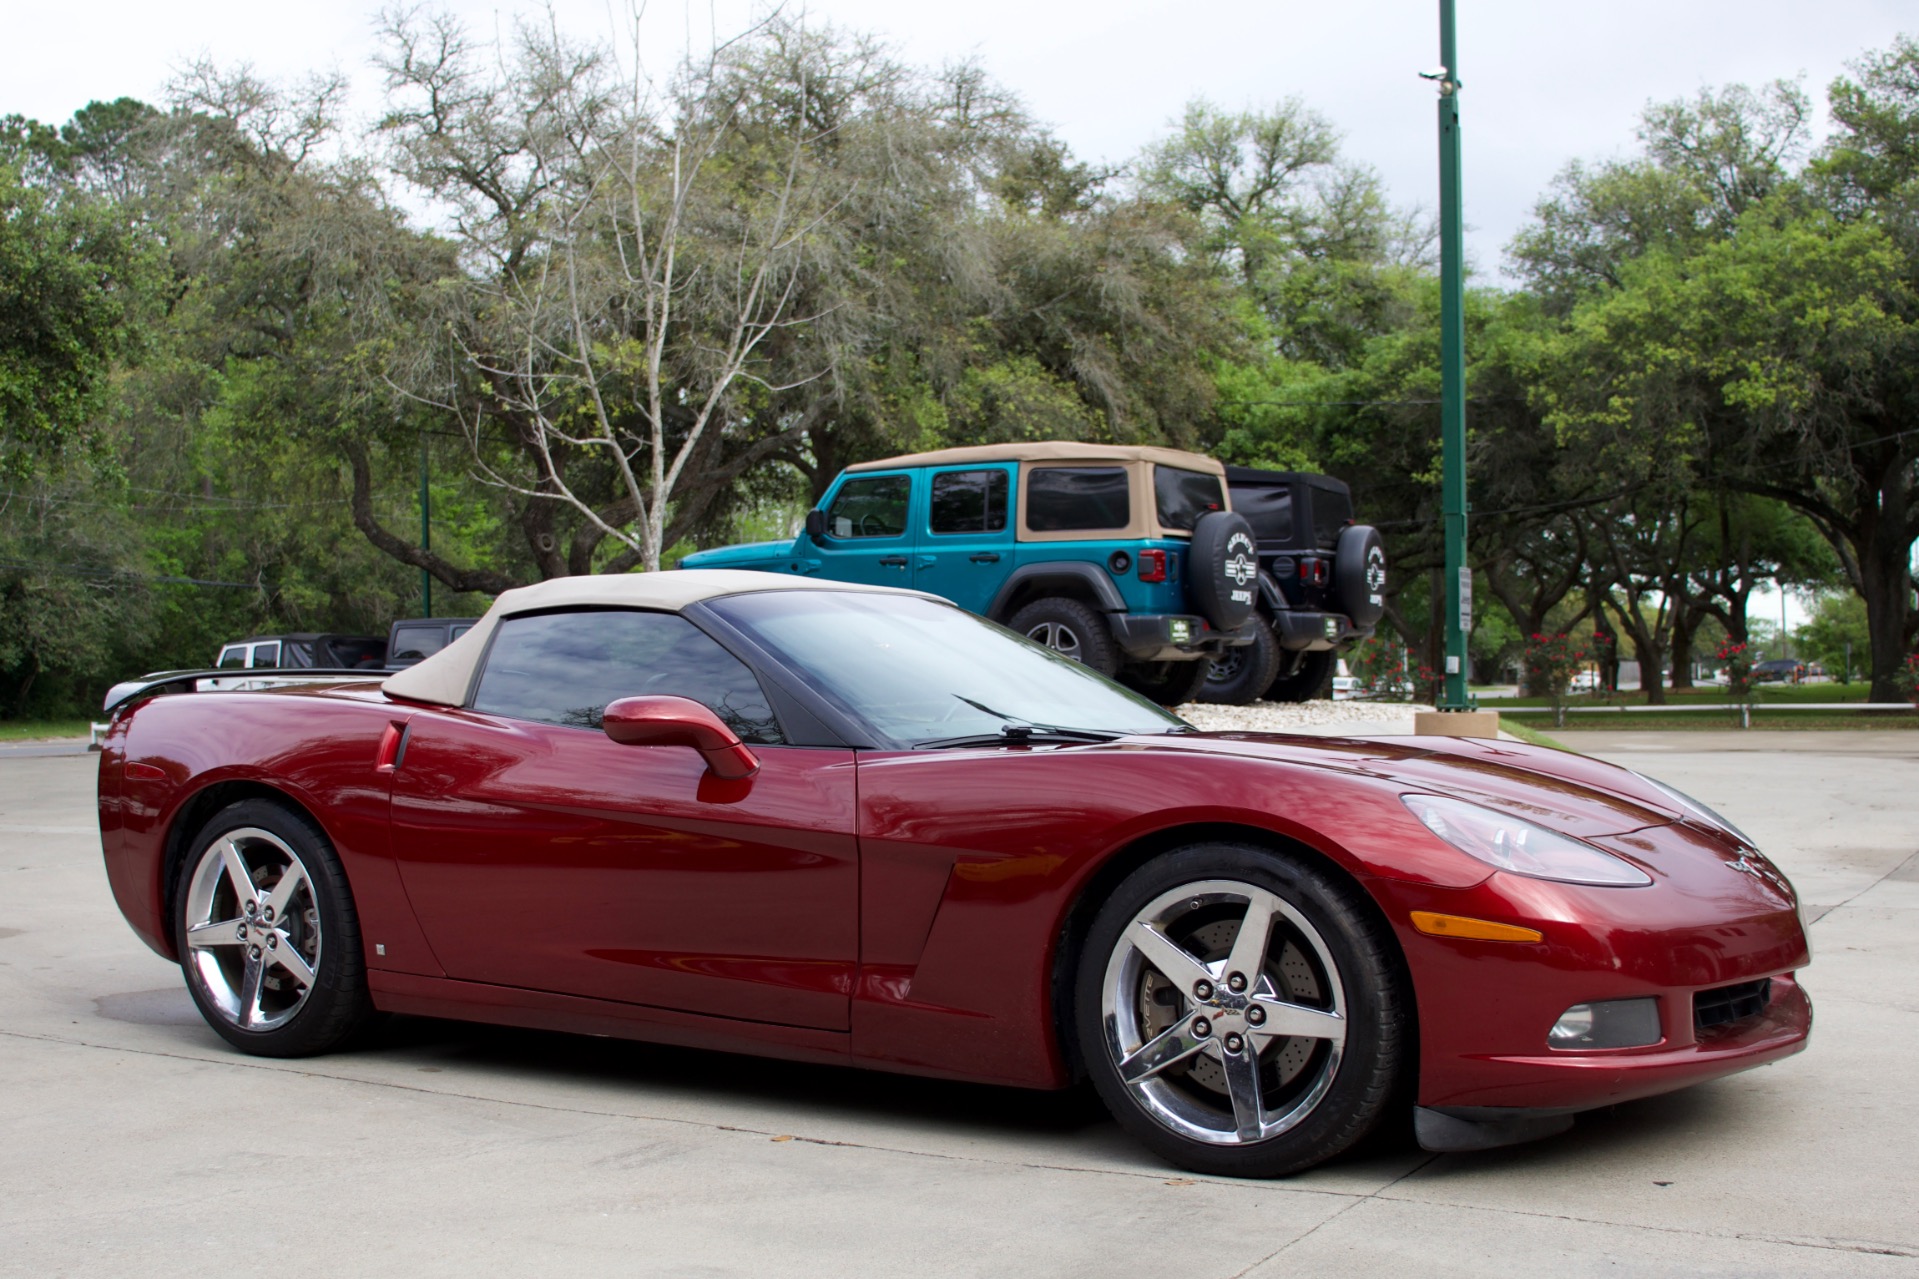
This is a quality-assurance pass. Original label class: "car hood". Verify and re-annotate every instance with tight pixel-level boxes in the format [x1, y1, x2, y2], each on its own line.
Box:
[1131, 731, 1685, 840]
[678, 540, 796, 571]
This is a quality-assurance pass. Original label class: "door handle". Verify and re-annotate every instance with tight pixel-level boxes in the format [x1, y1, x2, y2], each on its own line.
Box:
[878, 556, 909, 567]
[969, 552, 1001, 563]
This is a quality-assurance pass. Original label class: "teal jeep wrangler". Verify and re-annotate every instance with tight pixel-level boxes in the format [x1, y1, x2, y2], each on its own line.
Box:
[680, 442, 1261, 704]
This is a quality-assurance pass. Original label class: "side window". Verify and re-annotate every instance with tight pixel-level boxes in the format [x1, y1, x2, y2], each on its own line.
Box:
[929, 469, 1009, 535]
[827, 475, 910, 539]
[1153, 467, 1225, 531]
[472, 610, 785, 745]
[389, 625, 443, 663]
[250, 643, 280, 668]
[1027, 467, 1130, 532]
[217, 647, 246, 669]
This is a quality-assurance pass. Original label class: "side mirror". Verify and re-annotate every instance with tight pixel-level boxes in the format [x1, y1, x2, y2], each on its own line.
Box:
[804, 508, 828, 543]
[602, 695, 760, 780]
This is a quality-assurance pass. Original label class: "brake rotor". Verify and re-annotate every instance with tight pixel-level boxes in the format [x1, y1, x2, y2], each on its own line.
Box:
[1136, 917, 1323, 1097]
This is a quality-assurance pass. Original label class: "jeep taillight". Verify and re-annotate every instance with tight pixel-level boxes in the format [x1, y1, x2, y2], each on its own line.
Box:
[1137, 549, 1168, 583]
[1300, 557, 1329, 587]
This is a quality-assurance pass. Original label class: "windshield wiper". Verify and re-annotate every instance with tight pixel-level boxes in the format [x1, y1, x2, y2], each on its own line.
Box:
[915, 723, 1127, 749]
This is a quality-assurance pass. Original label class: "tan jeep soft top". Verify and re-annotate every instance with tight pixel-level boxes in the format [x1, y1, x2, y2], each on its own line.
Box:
[844, 441, 1224, 475]
[844, 442, 1227, 542]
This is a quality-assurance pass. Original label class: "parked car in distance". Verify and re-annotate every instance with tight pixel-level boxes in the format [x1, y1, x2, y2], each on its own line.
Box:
[384, 617, 479, 669]
[1199, 467, 1386, 706]
[1752, 658, 1806, 684]
[99, 570, 1811, 1178]
[680, 442, 1262, 705]
[215, 634, 387, 671]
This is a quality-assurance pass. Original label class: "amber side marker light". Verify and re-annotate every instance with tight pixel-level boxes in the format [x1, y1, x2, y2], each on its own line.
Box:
[1410, 911, 1543, 943]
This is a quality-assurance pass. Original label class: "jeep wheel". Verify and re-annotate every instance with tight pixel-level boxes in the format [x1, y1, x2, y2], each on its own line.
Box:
[1201, 619, 1282, 705]
[1010, 597, 1120, 677]
[1264, 649, 1335, 704]
[1119, 659, 1213, 708]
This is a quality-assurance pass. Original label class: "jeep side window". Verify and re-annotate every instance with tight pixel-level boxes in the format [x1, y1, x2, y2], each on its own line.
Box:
[827, 475, 910, 538]
[1026, 467, 1129, 532]
[250, 643, 280, 668]
[929, 470, 1009, 535]
[1154, 467, 1224, 531]
[217, 646, 246, 668]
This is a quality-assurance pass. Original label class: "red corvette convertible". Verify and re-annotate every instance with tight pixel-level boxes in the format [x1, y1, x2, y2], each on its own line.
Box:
[98, 571, 1810, 1176]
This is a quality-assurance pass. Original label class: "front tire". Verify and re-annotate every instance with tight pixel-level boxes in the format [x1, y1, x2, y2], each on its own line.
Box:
[176, 799, 374, 1057]
[1074, 843, 1409, 1177]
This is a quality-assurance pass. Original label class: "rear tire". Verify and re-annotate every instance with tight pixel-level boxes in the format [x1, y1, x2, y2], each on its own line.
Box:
[175, 799, 374, 1058]
[1201, 619, 1282, 705]
[1074, 842, 1409, 1178]
[1119, 659, 1213, 708]
[1264, 649, 1335, 704]
[1010, 597, 1120, 677]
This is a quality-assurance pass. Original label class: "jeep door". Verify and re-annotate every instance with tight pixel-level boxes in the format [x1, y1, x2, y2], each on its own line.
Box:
[809, 470, 919, 589]
[913, 464, 1015, 614]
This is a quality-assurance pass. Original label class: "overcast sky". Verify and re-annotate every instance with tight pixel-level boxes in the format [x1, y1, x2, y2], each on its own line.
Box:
[8, 0, 1914, 279]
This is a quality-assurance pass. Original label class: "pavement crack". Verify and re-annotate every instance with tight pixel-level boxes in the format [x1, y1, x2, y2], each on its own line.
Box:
[1226, 1151, 1441, 1276]
[1811, 847, 1919, 925]
[0, 1026, 1369, 1200]
[1363, 1192, 1919, 1259]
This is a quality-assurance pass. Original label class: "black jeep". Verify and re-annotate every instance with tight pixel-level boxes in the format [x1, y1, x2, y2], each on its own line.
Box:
[1199, 467, 1388, 704]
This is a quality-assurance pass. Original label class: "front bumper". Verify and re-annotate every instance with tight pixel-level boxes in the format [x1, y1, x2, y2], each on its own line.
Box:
[1369, 828, 1813, 1116]
[1110, 614, 1255, 662]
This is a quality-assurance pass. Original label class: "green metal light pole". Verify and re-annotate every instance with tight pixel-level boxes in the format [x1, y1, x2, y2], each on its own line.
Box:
[1431, 0, 1472, 711]
[419, 432, 433, 618]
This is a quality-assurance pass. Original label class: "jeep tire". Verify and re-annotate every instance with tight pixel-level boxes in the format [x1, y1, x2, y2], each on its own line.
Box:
[1200, 617, 1283, 705]
[1264, 648, 1336, 703]
[1332, 525, 1388, 628]
[1010, 597, 1120, 677]
[1118, 658, 1214, 708]
[1186, 511, 1260, 634]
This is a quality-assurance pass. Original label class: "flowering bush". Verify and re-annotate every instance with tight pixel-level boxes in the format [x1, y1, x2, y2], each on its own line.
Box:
[1716, 640, 1755, 700]
[1895, 652, 1919, 702]
[1349, 638, 1417, 701]
[1525, 633, 1587, 726]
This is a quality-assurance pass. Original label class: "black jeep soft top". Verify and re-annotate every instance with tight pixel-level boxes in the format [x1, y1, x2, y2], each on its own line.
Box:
[1199, 467, 1387, 704]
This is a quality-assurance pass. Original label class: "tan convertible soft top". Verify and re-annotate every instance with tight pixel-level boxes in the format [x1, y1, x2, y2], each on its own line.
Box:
[844, 441, 1225, 475]
[382, 569, 924, 708]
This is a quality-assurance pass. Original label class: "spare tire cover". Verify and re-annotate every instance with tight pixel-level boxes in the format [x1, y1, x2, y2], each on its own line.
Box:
[1333, 524, 1388, 627]
[1186, 511, 1259, 632]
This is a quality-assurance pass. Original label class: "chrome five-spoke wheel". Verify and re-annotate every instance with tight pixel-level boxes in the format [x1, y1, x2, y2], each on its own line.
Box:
[1076, 844, 1408, 1177]
[1102, 880, 1346, 1145]
[183, 826, 322, 1032]
[177, 799, 373, 1057]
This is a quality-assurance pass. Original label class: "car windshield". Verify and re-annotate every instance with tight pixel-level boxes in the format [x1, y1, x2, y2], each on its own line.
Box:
[706, 591, 1188, 747]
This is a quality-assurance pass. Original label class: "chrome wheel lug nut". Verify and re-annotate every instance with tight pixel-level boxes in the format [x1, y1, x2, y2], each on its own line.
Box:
[244, 900, 257, 916]
[262, 907, 274, 923]
[1227, 972, 1246, 993]
[1192, 1018, 1211, 1038]
[249, 946, 262, 960]
[1224, 1033, 1244, 1053]
[1246, 1005, 1265, 1026]
[267, 934, 278, 949]
[1193, 980, 1213, 1002]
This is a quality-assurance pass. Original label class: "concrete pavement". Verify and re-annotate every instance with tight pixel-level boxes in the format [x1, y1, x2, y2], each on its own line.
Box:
[1, 738, 1915, 1276]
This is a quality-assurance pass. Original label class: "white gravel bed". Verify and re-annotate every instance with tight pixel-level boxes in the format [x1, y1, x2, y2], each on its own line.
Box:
[1171, 698, 1436, 736]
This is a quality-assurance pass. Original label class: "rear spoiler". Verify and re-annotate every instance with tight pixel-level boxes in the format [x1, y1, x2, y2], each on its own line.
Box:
[102, 668, 388, 717]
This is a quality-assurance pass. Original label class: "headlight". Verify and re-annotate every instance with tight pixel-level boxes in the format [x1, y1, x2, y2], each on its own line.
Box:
[1402, 794, 1652, 887]
[1633, 772, 1756, 848]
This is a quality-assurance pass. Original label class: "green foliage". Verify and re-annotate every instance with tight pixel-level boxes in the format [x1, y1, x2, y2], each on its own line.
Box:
[1795, 592, 1870, 677]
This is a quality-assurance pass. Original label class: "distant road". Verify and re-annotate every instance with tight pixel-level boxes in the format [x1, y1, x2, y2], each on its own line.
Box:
[0, 739, 91, 759]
